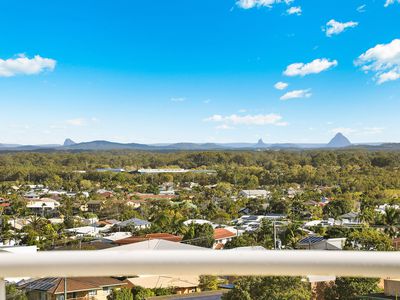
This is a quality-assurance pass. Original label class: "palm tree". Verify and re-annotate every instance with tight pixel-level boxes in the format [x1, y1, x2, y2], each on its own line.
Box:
[383, 207, 400, 238]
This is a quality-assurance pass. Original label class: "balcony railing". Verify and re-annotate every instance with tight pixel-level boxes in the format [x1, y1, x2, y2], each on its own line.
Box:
[1, 250, 400, 300]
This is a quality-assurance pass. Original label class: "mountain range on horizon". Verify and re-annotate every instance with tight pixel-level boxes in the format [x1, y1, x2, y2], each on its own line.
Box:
[0, 133, 393, 152]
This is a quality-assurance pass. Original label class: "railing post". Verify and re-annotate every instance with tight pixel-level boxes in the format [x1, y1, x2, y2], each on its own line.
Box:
[0, 277, 5, 300]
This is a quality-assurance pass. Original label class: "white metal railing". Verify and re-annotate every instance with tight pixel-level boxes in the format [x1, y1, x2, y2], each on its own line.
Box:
[1, 250, 400, 299]
[1, 250, 400, 277]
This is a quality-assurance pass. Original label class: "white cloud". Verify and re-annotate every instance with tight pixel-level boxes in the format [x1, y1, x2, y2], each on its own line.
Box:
[205, 113, 287, 126]
[65, 117, 98, 127]
[66, 118, 87, 126]
[385, 0, 400, 7]
[324, 19, 358, 37]
[284, 58, 338, 76]
[216, 124, 234, 130]
[362, 127, 384, 135]
[330, 127, 384, 136]
[280, 89, 312, 100]
[355, 39, 400, 84]
[357, 4, 366, 12]
[236, 0, 293, 9]
[0, 54, 56, 77]
[274, 81, 289, 90]
[170, 97, 186, 102]
[286, 6, 302, 15]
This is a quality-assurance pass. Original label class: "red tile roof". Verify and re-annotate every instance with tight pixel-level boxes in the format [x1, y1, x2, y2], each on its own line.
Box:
[213, 228, 236, 240]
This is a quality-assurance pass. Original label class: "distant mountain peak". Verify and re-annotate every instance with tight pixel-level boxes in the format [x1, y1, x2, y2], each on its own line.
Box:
[63, 138, 76, 146]
[327, 132, 351, 148]
[257, 138, 265, 145]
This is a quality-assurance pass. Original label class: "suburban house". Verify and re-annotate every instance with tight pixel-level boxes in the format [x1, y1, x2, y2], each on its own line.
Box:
[25, 198, 60, 213]
[297, 236, 346, 250]
[233, 215, 286, 232]
[125, 275, 200, 295]
[21, 277, 126, 300]
[66, 225, 111, 237]
[98, 232, 132, 244]
[337, 212, 361, 226]
[183, 219, 214, 227]
[0, 198, 10, 210]
[239, 190, 270, 199]
[104, 239, 209, 251]
[130, 193, 177, 201]
[114, 233, 182, 245]
[115, 218, 151, 230]
[136, 168, 187, 174]
[213, 228, 237, 249]
[85, 200, 105, 212]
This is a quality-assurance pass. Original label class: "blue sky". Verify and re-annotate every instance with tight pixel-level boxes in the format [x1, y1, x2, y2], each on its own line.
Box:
[0, 0, 400, 144]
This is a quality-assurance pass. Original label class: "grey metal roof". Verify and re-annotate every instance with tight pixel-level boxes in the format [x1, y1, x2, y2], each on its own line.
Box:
[118, 218, 151, 227]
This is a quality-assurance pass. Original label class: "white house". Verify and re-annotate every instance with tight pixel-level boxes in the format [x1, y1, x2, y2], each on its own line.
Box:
[239, 190, 270, 199]
[26, 198, 60, 212]
[297, 236, 346, 250]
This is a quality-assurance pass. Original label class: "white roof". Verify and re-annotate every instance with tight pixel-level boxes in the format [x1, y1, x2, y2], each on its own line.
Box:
[240, 190, 269, 195]
[66, 225, 111, 235]
[183, 219, 213, 226]
[103, 239, 209, 251]
[228, 246, 266, 251]
[100, 232, 132, 242]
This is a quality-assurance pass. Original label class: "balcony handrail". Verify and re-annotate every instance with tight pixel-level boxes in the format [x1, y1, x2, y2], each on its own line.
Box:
[0, 250, 400, 278]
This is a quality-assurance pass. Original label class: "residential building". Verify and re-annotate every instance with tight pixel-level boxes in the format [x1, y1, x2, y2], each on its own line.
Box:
[116, 218, 151, 230]
[21, 277, 126, 300]
[213, 228, 237, 249]
[125, 275, 199, 295]
[238, 190, 270, 199]
[136, 168, 187, 174]
[114, 233, 182, 245]
[297, 236, 346, 250]
[104, 239, 209, 251]
[26, 198, 60, 213]
[337, 212, 361, 226]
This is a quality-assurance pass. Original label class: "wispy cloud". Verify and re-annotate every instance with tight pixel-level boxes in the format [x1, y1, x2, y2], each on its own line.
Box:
[216, 124, 234, 130]
[205, 113, 288, 126]
[274, 81, 289, 90]
[236, 0, 293, 9]
[286, 6, 302, 15]
[357, 4, 366, 12]
[170, 97, 186, 102]
[355, 39, 400, 84]
[385, 0, 400, 7]
[330, 127, 384, 135]
[324, 19, 358, 37]
[280, 89, 312, 100]
[0, 54, 56, 77]
[65, 117, 99, 127]
[66, 118, 87, 126]
[284, 58, 338, 76]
